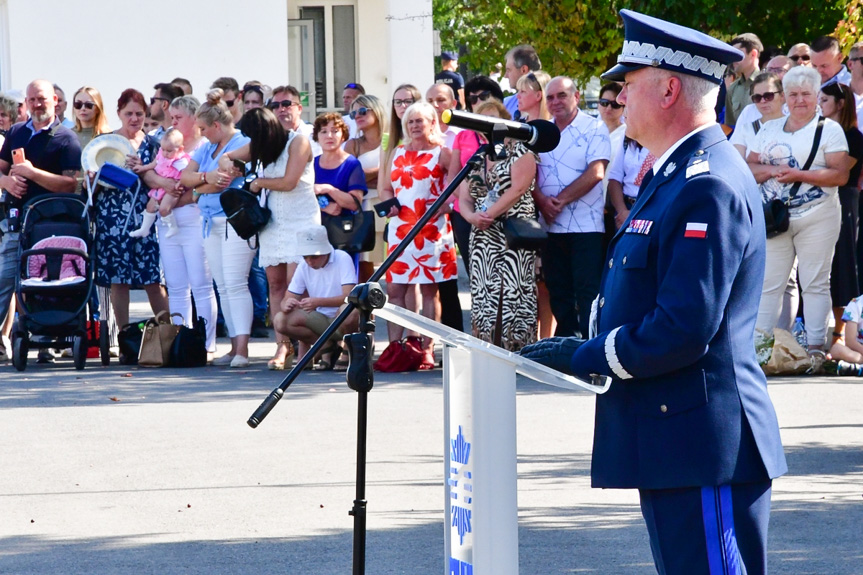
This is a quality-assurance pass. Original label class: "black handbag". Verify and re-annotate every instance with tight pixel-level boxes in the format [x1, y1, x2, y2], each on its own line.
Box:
[321, 195, 376, 253]
[220, 185, 271, 240]
[762, 116, 824, 238]
[118, 321, 144, 365]
[168, 317, 208, 367]
[503, 217, 547, 251]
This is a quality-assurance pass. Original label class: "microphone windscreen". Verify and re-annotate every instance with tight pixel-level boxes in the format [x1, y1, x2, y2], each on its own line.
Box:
[525, 120, 561, 153]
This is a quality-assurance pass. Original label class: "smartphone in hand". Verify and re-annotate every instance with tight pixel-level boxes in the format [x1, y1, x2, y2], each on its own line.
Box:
[373, 197, 401, 217]
[11, 148, 25, 165]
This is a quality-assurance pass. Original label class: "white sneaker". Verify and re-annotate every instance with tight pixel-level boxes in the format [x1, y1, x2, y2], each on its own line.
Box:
[229, 355, 250, 368]
[212, 354, 235, 366]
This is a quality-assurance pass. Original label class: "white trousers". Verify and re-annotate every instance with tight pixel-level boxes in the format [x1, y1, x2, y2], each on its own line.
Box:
[757, 199, 841, 347]
[202, 216, 256, 338]
[157, 204, 217, 352]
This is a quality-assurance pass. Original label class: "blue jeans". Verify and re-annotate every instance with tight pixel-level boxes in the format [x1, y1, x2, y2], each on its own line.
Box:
[543, 232, 604, 338]
[0, 225, 19, 327]
[248, 249, 269, 321]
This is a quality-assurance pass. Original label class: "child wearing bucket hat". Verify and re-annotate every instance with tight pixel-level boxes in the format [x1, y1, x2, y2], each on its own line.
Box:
[272, 226, 359, 370]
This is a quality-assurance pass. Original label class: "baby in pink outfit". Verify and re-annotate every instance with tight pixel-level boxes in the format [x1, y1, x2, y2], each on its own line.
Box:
[129, 128, 191, 239]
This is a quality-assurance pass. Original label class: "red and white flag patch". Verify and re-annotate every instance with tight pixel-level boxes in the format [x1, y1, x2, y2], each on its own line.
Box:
[684, 222, 708, 239]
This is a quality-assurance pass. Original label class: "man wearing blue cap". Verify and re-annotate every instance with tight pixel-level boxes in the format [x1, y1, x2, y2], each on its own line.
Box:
[435, 51, 465, 109]
[522, 10, 787, 574]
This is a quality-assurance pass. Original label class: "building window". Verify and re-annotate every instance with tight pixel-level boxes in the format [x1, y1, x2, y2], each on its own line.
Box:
[297, 2, 356, 113]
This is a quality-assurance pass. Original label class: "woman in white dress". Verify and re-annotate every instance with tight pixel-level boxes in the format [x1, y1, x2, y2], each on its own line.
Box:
[222, 107, 319, 369]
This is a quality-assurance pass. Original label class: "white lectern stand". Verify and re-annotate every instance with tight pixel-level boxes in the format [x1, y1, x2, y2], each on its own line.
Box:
[373, 304, 611, 575]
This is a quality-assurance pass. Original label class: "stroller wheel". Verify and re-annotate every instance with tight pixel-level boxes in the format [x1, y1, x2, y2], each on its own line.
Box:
[12, 333, 28, 372]
[73, 333, 87, 371]
[99, 319, 110, 366]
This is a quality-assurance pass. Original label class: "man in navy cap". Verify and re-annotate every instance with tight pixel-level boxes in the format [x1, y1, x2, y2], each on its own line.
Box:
[434, 50, 465, 109]
[522, 10, 786, 574]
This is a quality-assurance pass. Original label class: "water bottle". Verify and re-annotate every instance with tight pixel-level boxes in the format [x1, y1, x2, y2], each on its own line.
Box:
[479, 184, 500, 213]
[791, 317, 808, 349]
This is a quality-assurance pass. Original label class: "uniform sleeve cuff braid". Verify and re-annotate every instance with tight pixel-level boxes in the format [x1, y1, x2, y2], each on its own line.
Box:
[604, 327, 633, 380]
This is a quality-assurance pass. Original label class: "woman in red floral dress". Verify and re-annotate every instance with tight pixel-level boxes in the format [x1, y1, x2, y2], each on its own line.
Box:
[378, 101, 457, 368]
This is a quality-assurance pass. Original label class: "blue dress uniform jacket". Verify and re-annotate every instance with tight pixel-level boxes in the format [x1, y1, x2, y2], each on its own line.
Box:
[570, 125, 787, 490]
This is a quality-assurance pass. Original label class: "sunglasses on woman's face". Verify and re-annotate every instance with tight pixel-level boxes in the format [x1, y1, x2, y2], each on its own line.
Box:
[349, 107, 370, 120]
[751, 91, 780, 104]
[73, 101, 96, 110]
[468, 91, 492, 106]
[598, 99, 623, 109]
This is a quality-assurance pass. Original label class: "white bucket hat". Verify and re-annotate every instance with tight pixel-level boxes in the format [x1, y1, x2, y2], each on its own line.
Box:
[81, 134, 135, 173]
[297, 225, 334, 256]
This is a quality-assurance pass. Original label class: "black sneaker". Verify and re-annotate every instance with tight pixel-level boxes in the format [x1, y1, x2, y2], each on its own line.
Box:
[37, 349, 55, 364]
[250, 317, 269, 338]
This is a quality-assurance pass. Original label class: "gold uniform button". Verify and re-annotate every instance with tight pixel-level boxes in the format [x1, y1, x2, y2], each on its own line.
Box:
[622, 256, 628, 265]
[660, 404, 668, 413]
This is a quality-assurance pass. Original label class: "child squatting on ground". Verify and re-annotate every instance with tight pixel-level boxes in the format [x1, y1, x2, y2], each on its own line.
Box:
[129, 128, 190, 239]
[826, 293, 863, 375]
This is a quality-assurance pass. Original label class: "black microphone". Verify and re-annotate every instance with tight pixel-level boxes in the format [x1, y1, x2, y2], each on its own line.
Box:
[441, 109, 560, 153]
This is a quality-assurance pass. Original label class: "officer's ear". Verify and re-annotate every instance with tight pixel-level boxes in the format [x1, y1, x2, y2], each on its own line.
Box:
[659, 74, 684, 110]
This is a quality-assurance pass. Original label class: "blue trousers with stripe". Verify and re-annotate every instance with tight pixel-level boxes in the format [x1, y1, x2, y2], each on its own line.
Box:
[639, 481, 772, 575]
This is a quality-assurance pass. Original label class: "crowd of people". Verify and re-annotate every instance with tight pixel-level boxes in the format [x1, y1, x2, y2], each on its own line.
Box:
[3, 32, 863, 375]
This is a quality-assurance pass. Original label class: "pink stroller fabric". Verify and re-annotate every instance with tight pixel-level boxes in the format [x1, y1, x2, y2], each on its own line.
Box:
[23, 235, 87, 286]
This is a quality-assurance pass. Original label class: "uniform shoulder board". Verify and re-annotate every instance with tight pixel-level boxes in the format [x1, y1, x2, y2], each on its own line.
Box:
[685, 150, 710, 179]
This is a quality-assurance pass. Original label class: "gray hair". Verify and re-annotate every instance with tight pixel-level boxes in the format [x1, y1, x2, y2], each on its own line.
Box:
[401, 101, 443, 147]
[0, 93, 18, 118]
[170, 95, 201, 117]
[653, 69, 718, 116]
[782, 66, 821, 94]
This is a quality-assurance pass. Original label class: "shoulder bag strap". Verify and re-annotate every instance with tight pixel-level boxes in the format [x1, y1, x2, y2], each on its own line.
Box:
[788, 116, 826, 201]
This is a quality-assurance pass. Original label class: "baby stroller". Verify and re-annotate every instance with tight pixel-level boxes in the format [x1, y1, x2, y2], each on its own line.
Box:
[10, 193, 107, 371]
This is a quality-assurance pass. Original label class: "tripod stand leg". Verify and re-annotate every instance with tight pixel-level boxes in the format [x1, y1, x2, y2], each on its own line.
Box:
[350, 390, 368, 575]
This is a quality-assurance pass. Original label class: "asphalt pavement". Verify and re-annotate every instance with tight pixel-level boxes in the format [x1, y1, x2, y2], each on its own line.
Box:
[0, 288, 861, 574]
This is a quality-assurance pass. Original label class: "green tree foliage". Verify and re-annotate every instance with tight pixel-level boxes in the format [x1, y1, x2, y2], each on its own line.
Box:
[434, 0, 859, 85]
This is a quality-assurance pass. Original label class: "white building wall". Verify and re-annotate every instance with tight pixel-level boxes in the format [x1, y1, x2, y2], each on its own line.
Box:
[1, 0, 288, 126]
[386, 0, 434, 94]
[0, 0, 434, 124]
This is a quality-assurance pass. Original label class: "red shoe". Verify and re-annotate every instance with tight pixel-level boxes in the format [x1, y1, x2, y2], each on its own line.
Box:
[419, 350, 436, 370]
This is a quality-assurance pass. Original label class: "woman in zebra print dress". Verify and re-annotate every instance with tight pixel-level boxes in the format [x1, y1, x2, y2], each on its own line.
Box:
[459, 100, 539, 351]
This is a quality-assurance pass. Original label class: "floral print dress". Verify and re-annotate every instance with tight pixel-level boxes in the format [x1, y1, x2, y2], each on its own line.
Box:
[94, 133, 162, 287]
[385, 146, 457, 284]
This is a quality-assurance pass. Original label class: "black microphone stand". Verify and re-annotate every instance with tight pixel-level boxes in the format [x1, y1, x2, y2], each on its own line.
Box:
[248, 130, 508, 575]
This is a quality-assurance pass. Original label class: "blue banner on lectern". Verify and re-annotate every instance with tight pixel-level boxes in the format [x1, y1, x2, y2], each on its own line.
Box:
[449, 556, 474, 575]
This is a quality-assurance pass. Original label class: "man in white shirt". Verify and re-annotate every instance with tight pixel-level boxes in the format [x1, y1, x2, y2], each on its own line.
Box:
[270, 85, 322, 157]
[847, 42, 863, 132]
[811, 35, 852, 87]
[274, 226, 358, 365]
[425, 83, 462, 149]
[534, 76, 610, 339]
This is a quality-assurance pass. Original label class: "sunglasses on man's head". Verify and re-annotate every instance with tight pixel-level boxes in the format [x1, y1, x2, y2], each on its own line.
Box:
[468, 91, 492, 106]
[73, 101, 96, 110]
[598, 99, 623, 109]
[349, 107, 370, 120]
[751, 91, 780, 104]
[789, 54, 811, 62]
[269, 100, 298, 110]
[344, 83, 362, 90]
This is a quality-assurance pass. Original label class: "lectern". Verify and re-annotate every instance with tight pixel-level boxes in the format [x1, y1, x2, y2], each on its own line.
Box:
[374, 304, 611, 575]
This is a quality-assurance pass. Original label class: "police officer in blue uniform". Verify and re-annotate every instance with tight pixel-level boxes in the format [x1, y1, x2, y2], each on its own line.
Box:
[522, 10, 787, 575]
